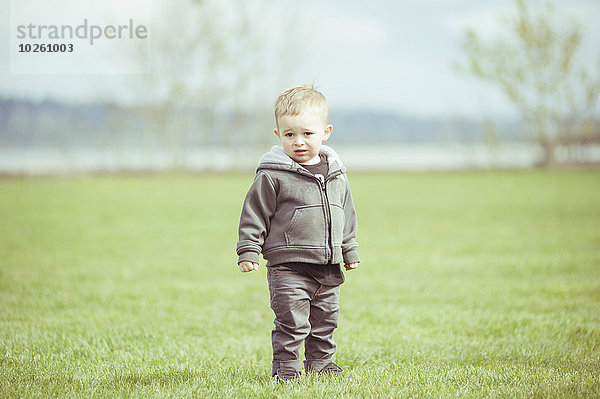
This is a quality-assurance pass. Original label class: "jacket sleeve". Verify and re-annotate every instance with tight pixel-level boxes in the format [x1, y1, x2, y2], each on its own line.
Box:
[236, 171, 277, 264]
[341, 178, 360, 265]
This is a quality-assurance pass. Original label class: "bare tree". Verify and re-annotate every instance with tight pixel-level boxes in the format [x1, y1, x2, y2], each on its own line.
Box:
[458, 0, 600, 166]
[132, 0, 305, 169]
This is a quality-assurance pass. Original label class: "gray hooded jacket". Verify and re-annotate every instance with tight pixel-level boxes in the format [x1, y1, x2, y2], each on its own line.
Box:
[236, 145, 360, 267]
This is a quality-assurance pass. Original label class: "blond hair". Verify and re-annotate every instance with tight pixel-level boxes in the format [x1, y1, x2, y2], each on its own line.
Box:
[274, 85, 329, 127]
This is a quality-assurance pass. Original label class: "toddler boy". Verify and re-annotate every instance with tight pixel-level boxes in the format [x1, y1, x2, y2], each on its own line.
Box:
[236, 85, 360, 381]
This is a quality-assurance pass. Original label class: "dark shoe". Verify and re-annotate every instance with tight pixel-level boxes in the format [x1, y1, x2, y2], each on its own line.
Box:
[318, 362, 343, 375]
[275, 367, 301, 382]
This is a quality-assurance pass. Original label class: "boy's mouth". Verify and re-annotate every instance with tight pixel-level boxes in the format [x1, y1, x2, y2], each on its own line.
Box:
[294, 149, 308, 155]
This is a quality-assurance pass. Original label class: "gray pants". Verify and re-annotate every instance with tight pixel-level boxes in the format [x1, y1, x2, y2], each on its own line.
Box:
[267, 266, 341, 376]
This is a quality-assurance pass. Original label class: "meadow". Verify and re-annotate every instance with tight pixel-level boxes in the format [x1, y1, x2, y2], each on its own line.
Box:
[1, 170, 599, 398]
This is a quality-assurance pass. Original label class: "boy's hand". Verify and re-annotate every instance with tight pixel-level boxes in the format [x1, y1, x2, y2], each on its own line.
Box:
[238, 261, 259, 272]
[344, 262, 358, 271]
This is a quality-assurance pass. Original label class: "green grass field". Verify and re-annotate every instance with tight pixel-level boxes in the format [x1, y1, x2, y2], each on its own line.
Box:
[1, 170, 599, 398]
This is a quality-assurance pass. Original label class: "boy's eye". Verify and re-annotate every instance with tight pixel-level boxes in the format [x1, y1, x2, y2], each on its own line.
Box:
[304, 132, 313, 136]
[285, 133, 294, 138]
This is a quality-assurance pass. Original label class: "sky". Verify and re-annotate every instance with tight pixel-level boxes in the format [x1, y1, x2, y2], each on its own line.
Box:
[1, 0, 599, 119]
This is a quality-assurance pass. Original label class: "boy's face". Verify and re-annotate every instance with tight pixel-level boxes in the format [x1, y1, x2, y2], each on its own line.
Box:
[274, 108, 332, 165]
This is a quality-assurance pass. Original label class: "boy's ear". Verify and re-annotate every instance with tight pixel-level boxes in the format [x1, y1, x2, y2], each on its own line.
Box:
[273, 128, 280, 139]
[323, 124, 333, 141]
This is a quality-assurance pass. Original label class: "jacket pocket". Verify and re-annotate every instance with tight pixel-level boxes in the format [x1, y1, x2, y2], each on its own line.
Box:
[330, 204, 345, 246]
[285, 205, 326, 247]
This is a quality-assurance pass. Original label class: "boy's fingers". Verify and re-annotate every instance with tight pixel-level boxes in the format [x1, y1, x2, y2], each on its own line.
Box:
[238, 262, 259, 272]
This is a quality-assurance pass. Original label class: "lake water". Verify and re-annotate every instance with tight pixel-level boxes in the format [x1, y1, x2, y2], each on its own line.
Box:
[1, 143, 599, 174]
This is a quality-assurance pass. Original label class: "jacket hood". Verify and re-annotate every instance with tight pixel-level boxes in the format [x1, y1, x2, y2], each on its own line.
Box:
[257, 145, 346, 176]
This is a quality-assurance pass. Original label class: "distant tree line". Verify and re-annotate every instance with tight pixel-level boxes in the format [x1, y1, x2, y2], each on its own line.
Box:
[0, 97, 527, 150]
[0, 98, 272, 150]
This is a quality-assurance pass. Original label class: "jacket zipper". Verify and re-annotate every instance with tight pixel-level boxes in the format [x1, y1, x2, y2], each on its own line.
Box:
[318, 177, 332, 263]
[300, 168, 343, 264]
[323, 171, 343, 263]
